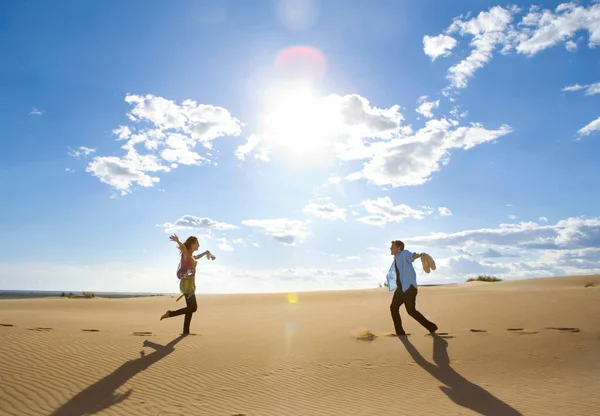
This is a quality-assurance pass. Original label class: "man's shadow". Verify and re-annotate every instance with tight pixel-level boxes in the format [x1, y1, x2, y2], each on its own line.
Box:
[399, 336, 523, 416]
[51, 335, 185, 416]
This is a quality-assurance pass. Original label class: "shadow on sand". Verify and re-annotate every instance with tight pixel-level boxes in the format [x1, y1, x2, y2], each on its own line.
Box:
[399, 335, 523, 416]
[51, 335, 185, 416]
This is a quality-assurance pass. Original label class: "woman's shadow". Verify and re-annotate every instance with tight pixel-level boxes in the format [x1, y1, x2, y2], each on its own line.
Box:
[399, 336, 523, 416]
[51, 335, 185, 416]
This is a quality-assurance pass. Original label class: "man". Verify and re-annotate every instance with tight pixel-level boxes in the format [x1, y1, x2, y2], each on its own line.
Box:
[387, 240, 438, 336]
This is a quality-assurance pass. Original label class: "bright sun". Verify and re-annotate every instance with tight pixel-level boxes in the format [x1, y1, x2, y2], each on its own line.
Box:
[261, 84, 339, 165]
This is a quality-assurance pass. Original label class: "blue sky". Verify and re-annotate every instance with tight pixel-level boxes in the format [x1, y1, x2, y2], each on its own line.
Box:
[1, 0, 599, 294]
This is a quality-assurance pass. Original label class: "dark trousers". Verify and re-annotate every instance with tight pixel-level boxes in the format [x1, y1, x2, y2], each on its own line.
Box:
[390, 285, 436, 334]
[169, 294, 197, 334]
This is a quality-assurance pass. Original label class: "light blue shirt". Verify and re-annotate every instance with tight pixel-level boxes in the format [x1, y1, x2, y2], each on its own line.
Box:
[385, 250, 417, 292]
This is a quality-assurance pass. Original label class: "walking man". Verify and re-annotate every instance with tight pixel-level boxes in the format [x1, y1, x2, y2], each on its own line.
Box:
[387, 240, 438, 336]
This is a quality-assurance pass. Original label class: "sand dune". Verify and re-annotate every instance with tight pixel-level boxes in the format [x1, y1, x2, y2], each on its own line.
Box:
[1, 275, 599, 415]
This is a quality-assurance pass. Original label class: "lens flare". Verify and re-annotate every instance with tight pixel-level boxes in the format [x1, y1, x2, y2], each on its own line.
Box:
[274, 46, 327, 82]
[274, 0, 319, 32]
[284, 322, 297, 355]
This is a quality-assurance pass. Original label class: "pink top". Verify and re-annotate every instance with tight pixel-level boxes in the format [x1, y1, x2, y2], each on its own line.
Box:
[177, 253, 196, 279]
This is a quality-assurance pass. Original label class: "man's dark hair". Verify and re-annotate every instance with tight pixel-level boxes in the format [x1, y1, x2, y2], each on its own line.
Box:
[392, 240, 405, 250]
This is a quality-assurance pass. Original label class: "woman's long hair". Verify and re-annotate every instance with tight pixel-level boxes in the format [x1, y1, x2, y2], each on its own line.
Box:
[179, 236, 198, 257]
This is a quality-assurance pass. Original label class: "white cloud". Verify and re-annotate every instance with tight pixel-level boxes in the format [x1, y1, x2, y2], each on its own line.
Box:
[65, 168, 75, 173]
[161, 215, 238, 233]
[68, 146, 96, 159]
[427, 3, 600, 91]
[80, 94, 242, 195]
[562, 80, 600, 138]
[29, 107, 44, 116]
[359, 119, 512, 187]
[384, 224, 600, 281]
[441, 247, 600, 282]
[450, 107, 469, 119]
[562, 81, 600, 96]
[242, 219, 310, 246]
[537, 247, 600, 269]
[325, 175, 342, 185]
[159, 133, 212, 166]
[438, 207, 453, 216]
[508, 214, 518, 220]
[125, 94, 242, 142]
[565, 39, 578, 51]
[416, 96, 440, 119]
[357, 197, 435, 226]
[587, 84, 600, 96]
[562, 83, 585, 92]
[216, 237, 234, 252]
[480, 248, 517, 258]
[578, 116, 600, 138]
[516, 2, 600, 56]
[406, 216, 600, 250]
[237, 89, 511, 188]
[423, 34, 458, 60]
[539, 216, 548, 222]
[303, 202, 347, 221]
[234, 134, 265, 161]
[113, 126, 132, 140]
[445, 6, 519, 90]
[442, 255, 511, 276]
[125, 94, 185, 128]
[87, 154, 168, 195]
[344, 172, 363, 181]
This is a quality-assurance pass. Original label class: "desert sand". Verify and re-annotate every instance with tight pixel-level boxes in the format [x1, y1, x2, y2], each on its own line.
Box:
[1, 275, 599, 416]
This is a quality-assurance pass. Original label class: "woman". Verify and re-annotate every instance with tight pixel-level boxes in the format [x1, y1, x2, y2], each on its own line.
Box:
[160, 234, 212, 335]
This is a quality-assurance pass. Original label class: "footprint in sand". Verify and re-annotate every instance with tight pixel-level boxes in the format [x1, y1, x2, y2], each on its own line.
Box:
[385, 332, 412, 337]
[545, 327, 581, 333]
[507, 328, 538, 335]
[82, 329, 100, 332]
[427, 332, 456, 339]
[470, 329, 487, 333]
[28, 327, 53, 331]
[354, 331, 377, 341]
[132, 331, 153, 336]
[0, 323, 14, 327]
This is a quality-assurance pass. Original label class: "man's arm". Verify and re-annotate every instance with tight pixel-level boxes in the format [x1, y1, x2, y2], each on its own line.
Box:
[412, 252, 423, 260]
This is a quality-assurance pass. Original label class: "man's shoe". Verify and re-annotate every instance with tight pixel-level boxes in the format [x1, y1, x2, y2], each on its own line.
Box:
[429, 324, 438, 334]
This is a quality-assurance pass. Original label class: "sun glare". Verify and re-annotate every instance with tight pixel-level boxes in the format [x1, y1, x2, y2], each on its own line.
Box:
[261, 84, 339, 165]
